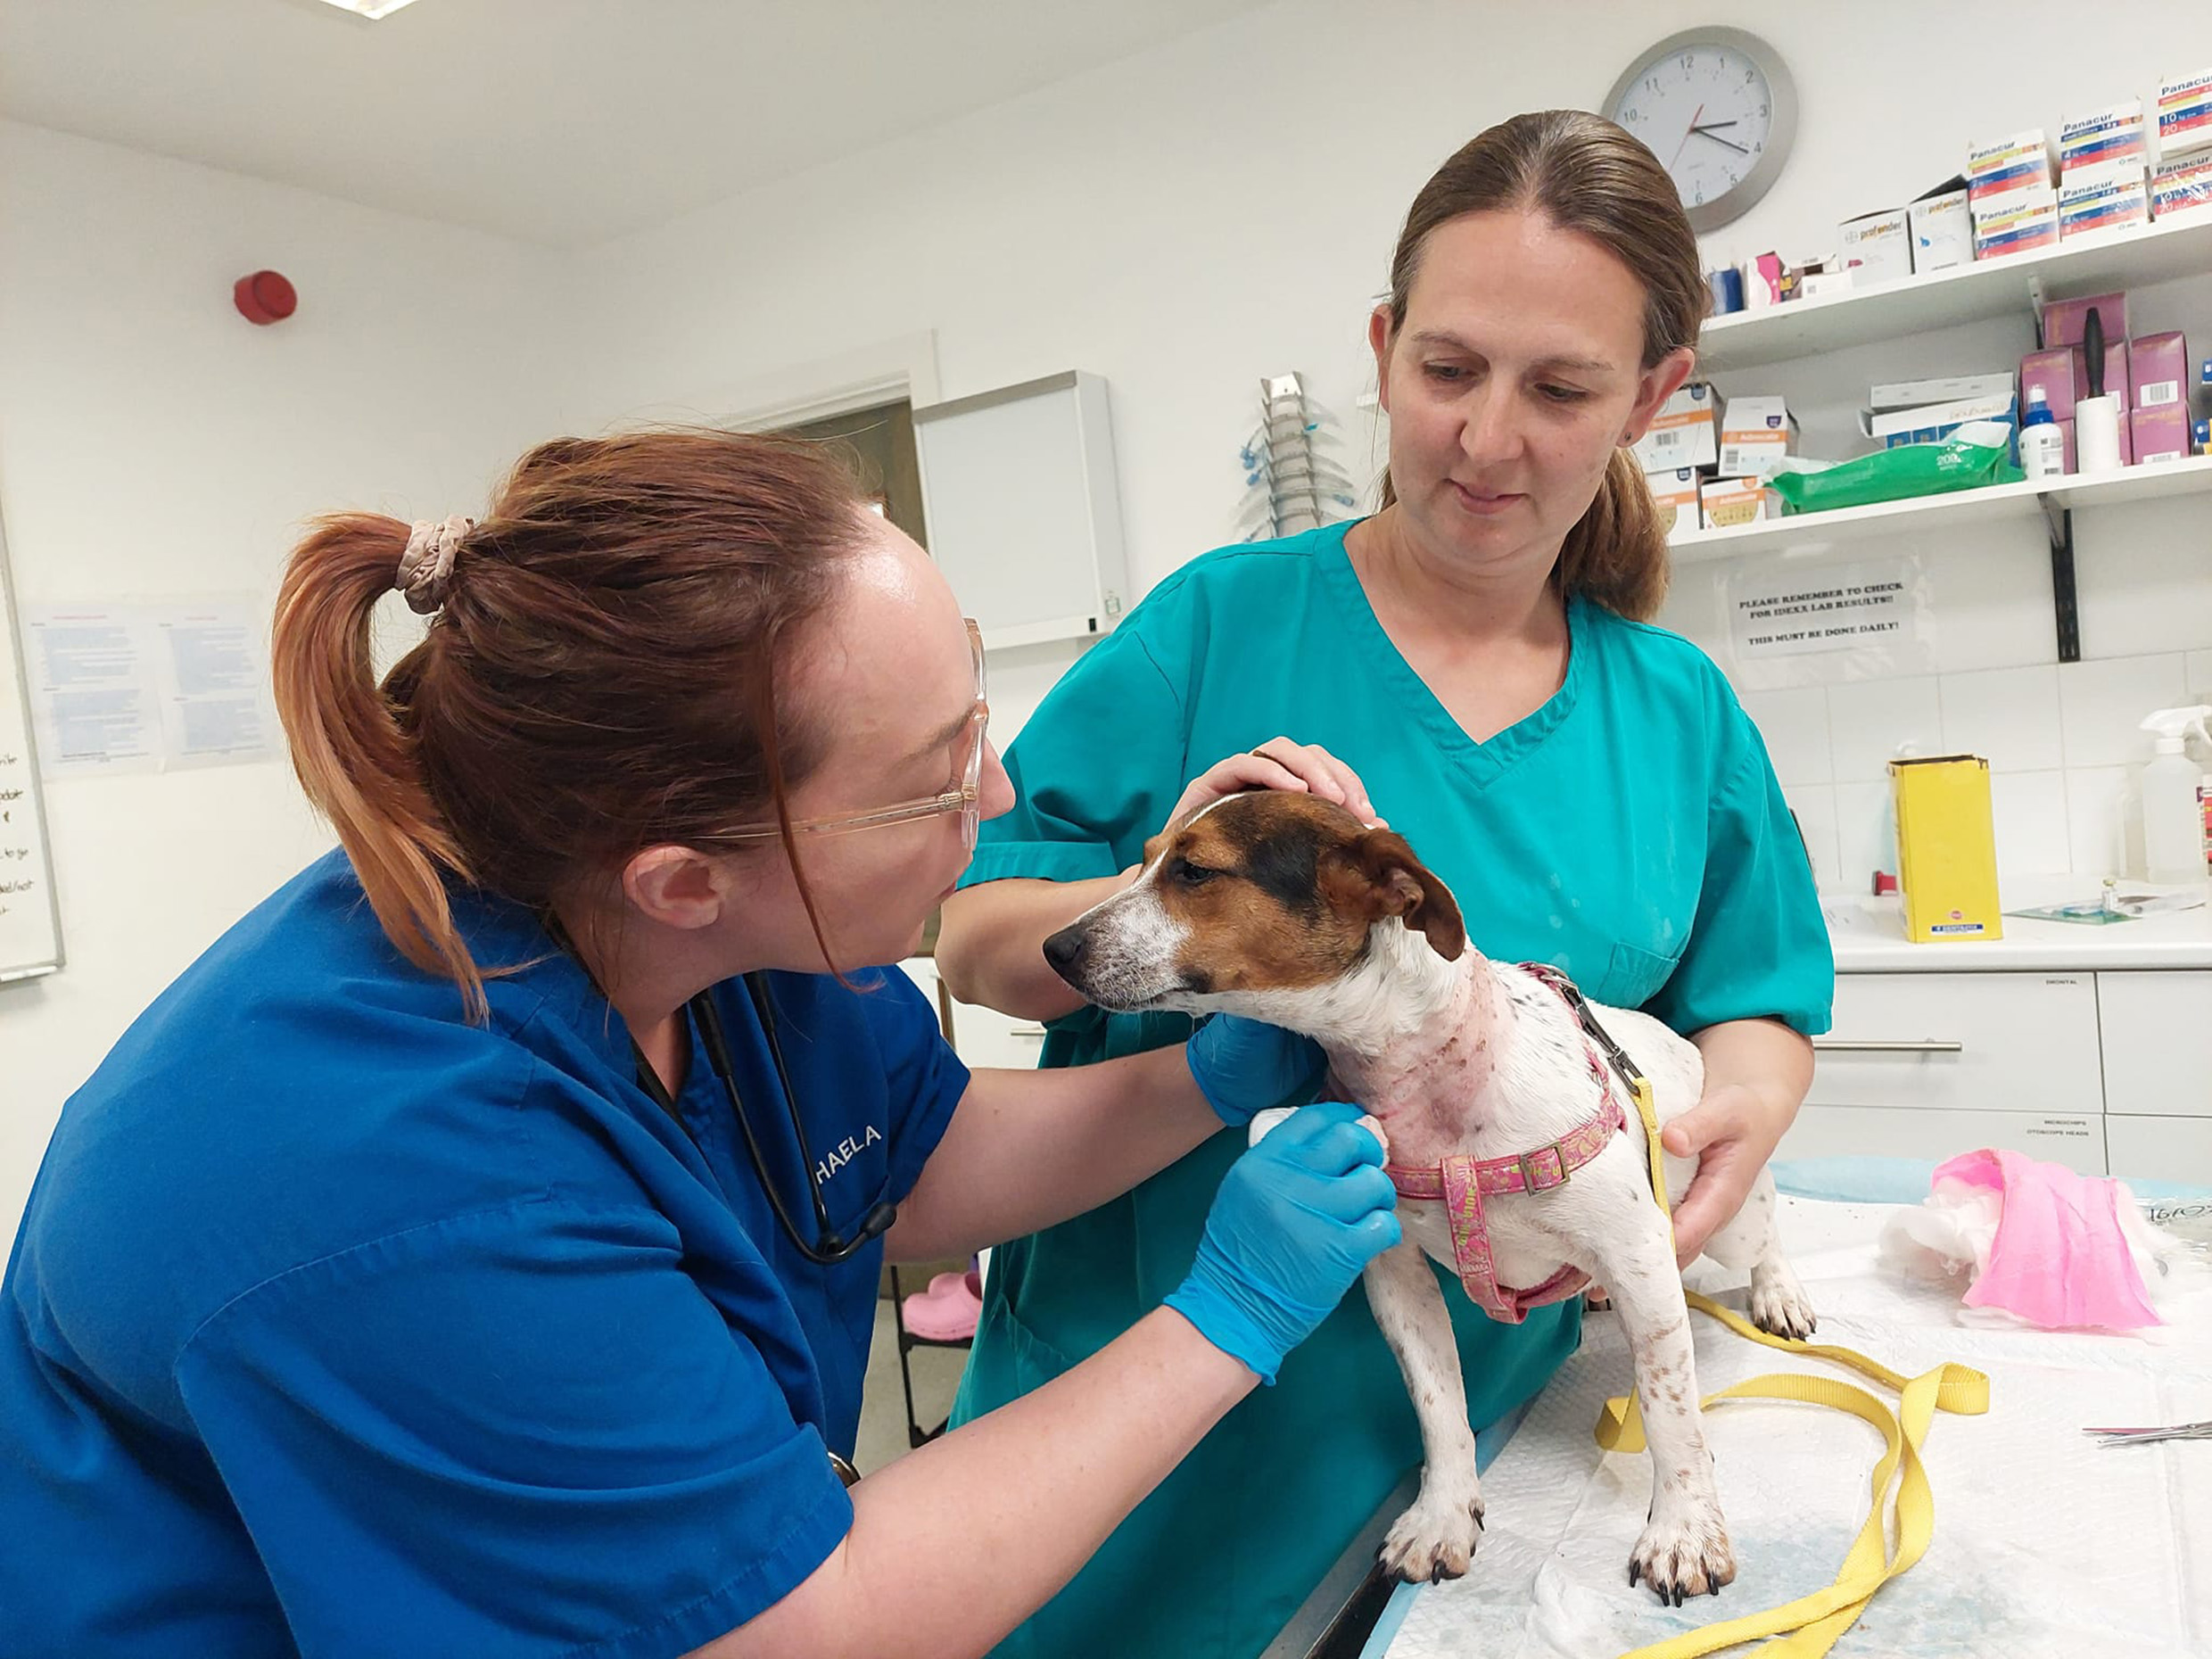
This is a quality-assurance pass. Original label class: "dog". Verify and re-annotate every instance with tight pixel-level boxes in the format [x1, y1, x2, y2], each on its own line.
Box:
[1040, 790, 1817, 1604]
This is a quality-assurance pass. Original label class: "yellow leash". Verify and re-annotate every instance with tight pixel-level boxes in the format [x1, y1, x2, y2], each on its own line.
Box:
[1595, 1076, 1991, 1657]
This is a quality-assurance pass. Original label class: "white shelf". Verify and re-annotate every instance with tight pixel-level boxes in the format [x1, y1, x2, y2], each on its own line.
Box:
[1668, 454, 2212, 564]
[1698, 213, 2212, 374]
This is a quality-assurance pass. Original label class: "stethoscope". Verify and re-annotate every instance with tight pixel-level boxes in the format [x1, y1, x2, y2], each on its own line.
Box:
[634, 972, 899, 1268]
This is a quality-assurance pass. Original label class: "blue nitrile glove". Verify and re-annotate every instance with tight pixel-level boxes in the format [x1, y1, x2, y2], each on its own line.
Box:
[1184, 1014, 1326, 1127]
[1165, 1102, 1400, 1383]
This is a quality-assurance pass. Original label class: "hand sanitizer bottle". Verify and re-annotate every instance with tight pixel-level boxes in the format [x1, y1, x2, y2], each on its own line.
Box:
[2140, 706, 2212, 884]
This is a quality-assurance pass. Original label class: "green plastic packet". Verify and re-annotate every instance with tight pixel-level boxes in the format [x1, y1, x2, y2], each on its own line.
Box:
[1767, 420, 2024, 516]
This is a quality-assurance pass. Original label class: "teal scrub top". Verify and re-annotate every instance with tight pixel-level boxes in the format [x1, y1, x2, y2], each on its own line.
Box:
[951, 520, 1833, 1659]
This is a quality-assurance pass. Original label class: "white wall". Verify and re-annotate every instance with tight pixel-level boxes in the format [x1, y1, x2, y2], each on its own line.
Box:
[12, 0, 2212, 1235]
[0, 121, 576, 1234]
[569, 0, 2212, 870]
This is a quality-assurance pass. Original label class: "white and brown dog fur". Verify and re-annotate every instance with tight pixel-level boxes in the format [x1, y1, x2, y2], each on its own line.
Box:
[1042, 791, 1816, 1604]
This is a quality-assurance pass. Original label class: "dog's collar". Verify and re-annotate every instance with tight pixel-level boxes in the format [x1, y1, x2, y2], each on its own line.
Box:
[1382, 962, 1655, 1325]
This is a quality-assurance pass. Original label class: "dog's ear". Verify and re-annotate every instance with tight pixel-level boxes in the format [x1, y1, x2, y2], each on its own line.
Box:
[1319, 828, 1465, 961]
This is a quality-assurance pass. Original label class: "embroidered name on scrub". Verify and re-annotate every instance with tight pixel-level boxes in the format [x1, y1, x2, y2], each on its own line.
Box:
[816, 1125, 883, 1185]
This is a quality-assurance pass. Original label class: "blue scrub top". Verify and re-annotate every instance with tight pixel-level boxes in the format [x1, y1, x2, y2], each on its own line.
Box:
[951, 519, 1834, 1659]
[0, 850, 968, 1659]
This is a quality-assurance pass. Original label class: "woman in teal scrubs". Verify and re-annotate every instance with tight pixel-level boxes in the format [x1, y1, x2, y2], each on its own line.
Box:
[937, 110, 1835, 1657]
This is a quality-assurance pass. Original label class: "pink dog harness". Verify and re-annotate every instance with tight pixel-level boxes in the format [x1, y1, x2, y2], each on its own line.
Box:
[1382, 962, 1647, 1325]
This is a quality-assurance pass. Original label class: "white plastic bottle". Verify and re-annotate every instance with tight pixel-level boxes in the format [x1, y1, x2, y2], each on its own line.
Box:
[2018, 385, 2068, 480]
[2139, 706, 2212, 884]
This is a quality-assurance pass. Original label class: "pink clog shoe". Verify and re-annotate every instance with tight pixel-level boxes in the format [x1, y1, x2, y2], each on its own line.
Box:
[902, 1267, 983, 1342]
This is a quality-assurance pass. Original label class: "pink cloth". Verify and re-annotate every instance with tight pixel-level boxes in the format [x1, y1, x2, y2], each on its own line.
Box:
[1933, 1148, 2161, 1331]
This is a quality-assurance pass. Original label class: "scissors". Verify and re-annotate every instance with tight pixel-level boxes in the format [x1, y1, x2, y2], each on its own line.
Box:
[2083, 1419, 2212, 1447]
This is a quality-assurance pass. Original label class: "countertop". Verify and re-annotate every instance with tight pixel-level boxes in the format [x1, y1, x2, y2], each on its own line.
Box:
[1826, 877, 2212, 972]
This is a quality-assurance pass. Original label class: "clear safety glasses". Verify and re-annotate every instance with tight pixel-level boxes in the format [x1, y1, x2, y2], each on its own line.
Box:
[710, 619, 990, 853]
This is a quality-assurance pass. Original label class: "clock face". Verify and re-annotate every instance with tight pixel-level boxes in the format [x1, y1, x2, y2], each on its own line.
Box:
[1610, 41, 1777, 218]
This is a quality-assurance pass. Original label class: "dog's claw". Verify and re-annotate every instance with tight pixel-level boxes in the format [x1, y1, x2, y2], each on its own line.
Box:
[1629, 1561, 1641, 1588]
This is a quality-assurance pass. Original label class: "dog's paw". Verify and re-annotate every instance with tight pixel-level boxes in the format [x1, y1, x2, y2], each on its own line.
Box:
[1378, 1487, 1486, 1584]
[1627, 1506, 1737, 1606]
[1748, 1271, 1817, 1342]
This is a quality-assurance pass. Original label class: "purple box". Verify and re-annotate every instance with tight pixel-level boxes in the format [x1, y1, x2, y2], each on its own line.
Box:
[2131, 403, 2190, 463]
[2043, 291, 2128, 349]
[2129, 332, 2190, 409]
[2021, 347, 2077, 420]
[2019, 343, 2130, 419]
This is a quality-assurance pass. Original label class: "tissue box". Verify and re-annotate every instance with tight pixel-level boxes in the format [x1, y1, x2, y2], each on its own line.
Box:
[1909, 185, 1973, 274]
[2059, 101, 2149, 175]
[1717, 395, 1795, 476]
[1890, 755, 2002, 944]
[2131, 332, 2190, 409]
[2152, 153, 2212, 223]
[2157, 68, 2212, 160]
[2132, 403, 2191, 464]
[1972, 188, 2059, 260]
[1630, 382, 1718, 474]
[1838, 208, 1911, 285]
[1647, 467, 1702, 536]
[2059, 165, 2150, 240]
[1967, 130, 2054, 205]
[1697, 475, 1776, 531]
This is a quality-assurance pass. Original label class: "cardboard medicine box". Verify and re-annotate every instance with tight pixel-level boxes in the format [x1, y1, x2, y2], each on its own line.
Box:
[1630, 382, 1718, 474]
[1838, 208, 1911, 285]
[1697, 475, 1775, 531]
[1889, 755, 2002, 944]
[1647, 467, 1701, 537]
[1716, 395, 1795, 477]
[1908, 185, 1972, 274]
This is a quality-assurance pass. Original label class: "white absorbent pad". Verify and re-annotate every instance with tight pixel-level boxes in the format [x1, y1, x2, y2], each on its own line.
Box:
[1381, 1198, 2212, 1659]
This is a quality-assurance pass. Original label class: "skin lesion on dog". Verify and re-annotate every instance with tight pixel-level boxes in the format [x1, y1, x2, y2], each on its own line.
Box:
[1045, 789, 1814, 1605]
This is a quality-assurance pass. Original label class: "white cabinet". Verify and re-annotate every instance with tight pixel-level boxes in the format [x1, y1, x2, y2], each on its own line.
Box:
[2106, 1114, 2212, 1185]
[1802, 966, 2212, 1183]
[2096, 971, 2212, 1119]
[895, 957, 1050, 1073]
[1782, 1104, 2106, 1175]
[1807, 971, 2103, 1115]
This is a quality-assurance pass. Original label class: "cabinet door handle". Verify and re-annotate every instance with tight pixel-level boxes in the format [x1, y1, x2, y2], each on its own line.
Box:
[1812, 1038, 1965, 1053]
[1012, 1025, 1049, 1038]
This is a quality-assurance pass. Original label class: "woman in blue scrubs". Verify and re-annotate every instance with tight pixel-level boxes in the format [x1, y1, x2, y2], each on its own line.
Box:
[937, 111, 1836, 1657]
[0, 433, 1403, 1657]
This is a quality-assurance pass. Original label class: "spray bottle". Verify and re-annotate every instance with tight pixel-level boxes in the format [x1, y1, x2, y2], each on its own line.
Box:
[2139, 706, 2212, 884]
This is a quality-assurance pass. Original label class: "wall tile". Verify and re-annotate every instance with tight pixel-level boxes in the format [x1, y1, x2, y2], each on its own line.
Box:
[1782, 782, 1840, 892]
[2058, 653, 2188, 768]
[1938, 664, 2063, 772]
[1828, 675, 1943, 782]
[1989, 770, 2072, 877]
[2065, 765, 2134, 879]
[1741, 686, 1833, 787]
[1834, 779, 1891, 895]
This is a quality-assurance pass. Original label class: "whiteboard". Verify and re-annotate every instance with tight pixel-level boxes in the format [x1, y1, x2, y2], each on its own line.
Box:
[0, 514, 63, 984]
[913, 371, 1130, 649]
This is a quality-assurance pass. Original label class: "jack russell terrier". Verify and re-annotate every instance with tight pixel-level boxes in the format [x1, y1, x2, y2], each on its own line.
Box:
[1041, 791, 1817, 1605]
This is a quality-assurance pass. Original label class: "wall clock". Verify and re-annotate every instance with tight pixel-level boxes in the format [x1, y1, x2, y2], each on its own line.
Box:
[1603, 27, 1797, 232]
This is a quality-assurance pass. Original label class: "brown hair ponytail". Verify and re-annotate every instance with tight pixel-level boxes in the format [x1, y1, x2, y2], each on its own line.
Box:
[1375, 111, 1708, 622]
[1556, 448, 1670, 620]
[272, 515, 483, 1014]
[270, 432, 866, 1022]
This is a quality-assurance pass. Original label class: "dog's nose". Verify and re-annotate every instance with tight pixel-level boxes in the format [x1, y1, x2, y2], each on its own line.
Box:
[1042, 925, 1088, 978]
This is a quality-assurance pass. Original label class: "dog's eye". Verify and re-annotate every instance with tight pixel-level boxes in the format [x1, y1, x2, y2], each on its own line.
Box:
[1168, 857, 1221, 887]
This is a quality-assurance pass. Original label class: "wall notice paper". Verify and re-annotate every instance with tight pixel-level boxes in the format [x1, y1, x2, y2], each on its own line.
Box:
[1375, 1198, 2212, 1659]
[25, 607, 162, 775]
[153, 603, 278, 769]
[1722, 553, 1935, 690]
[27, 601, 276, 775]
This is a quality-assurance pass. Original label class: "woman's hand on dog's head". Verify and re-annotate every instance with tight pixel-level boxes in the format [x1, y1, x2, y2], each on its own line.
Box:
[1165, 739, 1382, 836]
